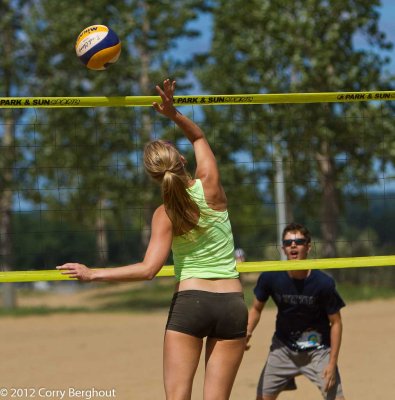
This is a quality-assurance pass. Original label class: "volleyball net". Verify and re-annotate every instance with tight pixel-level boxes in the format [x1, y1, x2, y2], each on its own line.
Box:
[0, 90, 394, 283]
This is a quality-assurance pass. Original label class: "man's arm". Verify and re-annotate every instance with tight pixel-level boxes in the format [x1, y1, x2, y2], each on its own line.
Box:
[246, 298, 266, 350]
[322, 311, 343, 391]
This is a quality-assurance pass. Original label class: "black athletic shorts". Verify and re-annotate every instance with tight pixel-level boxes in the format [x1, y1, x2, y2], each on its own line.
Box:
[166, 290, 248, 339]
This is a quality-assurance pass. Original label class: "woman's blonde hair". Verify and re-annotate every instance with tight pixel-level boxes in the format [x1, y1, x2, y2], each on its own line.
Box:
[143, 140, 199, 236]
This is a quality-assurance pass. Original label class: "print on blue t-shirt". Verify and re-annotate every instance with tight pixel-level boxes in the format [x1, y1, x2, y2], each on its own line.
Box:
[253, 270, 345, 351]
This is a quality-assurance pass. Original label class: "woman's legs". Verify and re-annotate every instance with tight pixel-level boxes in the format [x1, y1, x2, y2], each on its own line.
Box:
[203, 337, 246, 400]
[163, 330, 203, 400]
[163, 290, 247, 399]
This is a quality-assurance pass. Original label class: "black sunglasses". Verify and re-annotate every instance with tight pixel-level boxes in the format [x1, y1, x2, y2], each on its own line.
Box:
[282, 238, 308, 247]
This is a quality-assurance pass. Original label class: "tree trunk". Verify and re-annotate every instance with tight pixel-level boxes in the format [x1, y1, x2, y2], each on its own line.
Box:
[1, 110, 16, 309]
[95, 197, 108, 267]
[316, 141, 339, 258]
[138, 0, 154, 251]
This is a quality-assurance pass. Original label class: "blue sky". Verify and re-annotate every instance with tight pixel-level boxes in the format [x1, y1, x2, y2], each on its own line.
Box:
[380, 0, 395, 48]
[370, 0, 394, 74]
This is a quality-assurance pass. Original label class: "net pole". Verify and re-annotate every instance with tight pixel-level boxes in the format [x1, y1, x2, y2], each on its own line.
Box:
[274, 139, 287, 260]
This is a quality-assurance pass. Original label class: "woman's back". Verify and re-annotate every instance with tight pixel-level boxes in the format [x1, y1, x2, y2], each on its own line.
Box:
[172, 179, 238, 282]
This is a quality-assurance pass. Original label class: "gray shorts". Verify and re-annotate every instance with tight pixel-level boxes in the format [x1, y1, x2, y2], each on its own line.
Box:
[257, 336, 344, 399]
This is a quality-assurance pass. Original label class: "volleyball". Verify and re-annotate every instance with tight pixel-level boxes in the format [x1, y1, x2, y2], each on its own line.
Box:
[75, 25, 121, 70]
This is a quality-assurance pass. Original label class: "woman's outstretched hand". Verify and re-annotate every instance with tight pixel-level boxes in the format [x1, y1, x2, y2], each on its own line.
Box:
[153, 78, 178, 119]
[56, 263, 94, 281]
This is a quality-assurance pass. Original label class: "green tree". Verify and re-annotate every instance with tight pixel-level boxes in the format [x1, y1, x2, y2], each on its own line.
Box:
[0, 0, 34, 308]
[22, 0, 210, 266]
[197, 0, 394, 258]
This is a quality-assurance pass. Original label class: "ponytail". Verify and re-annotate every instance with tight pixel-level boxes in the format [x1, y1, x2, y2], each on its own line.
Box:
[143, 140, 199, 236]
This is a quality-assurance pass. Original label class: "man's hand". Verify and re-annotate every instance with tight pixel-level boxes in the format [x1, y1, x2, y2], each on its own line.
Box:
[322, 363, 337, 392]
[245, 332, 252, 351]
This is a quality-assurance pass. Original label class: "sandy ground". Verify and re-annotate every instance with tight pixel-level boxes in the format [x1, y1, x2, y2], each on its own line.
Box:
[1, 285, 395, 400]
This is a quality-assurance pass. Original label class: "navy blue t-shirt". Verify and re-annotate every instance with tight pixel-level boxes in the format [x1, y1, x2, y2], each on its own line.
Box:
[254, 270, 345, 351]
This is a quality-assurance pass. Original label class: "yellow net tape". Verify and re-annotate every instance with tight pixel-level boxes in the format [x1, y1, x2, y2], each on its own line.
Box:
[0, 90, 394, 108]
[0, 255, 393, 282]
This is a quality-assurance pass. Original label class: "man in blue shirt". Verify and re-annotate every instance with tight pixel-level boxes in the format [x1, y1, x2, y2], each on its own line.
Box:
[246, 223, 346, 400]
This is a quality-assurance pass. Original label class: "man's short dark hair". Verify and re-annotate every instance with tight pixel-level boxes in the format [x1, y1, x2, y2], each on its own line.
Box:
[282, 222, 311, 243]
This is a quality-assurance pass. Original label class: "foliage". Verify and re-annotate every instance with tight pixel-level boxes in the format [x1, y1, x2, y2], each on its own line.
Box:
[11, 203, 150, 270]
[196, 0, 395, 258]
[9, 190, 395, 271]
[0, 0, 33, 96]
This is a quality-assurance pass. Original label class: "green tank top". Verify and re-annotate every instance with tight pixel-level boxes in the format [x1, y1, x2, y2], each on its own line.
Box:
[172, 179, 239, 281]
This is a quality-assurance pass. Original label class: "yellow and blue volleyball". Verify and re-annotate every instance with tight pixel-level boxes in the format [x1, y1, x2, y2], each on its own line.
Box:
[75, 25, 121, 70]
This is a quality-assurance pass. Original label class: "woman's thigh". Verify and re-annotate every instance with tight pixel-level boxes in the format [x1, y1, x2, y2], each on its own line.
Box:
[163, 330, 203, 400]
[203, 337, 246, 400]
